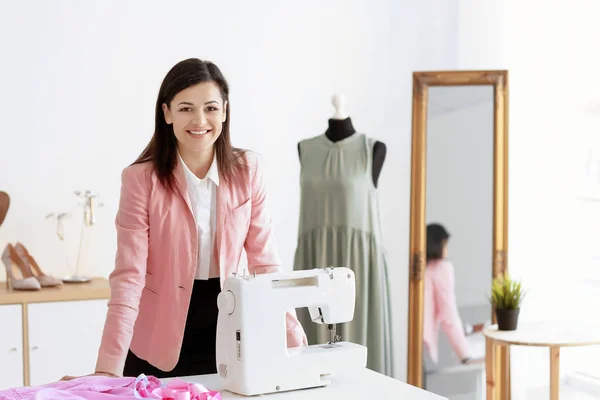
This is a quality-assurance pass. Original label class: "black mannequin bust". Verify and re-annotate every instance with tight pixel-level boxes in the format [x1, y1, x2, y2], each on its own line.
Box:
[297, 117, 387, 187]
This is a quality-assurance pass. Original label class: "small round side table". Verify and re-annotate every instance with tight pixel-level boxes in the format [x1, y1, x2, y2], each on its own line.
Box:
[483, 321, 600, 400]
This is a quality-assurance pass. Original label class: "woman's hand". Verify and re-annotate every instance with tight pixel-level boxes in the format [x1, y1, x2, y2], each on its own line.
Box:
[60, 371, 117, 381]
[463, 357, 485, 365]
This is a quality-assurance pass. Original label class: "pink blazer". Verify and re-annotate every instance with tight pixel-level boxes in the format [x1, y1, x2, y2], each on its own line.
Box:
[95, 152, 308, 377]
[423, 259, 470, 364]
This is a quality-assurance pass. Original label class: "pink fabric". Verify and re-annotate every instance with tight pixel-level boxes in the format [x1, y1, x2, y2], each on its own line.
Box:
[423, 259, 471, 364]
[0, 375, 220, 400]
[134, 374, 220, 400]
[95, 152, 307, 377]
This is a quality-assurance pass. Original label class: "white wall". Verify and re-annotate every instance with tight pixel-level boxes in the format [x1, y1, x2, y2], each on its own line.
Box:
[426, 86, 494, 309]
[0, 0, 461, 382]
[455, 0, 600, 398]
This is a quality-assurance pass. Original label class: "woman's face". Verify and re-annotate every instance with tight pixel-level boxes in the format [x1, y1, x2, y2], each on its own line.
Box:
[162, 81, 227, 156]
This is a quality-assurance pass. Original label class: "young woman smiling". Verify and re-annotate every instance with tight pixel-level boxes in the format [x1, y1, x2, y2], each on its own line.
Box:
[64, 58, 307, 380]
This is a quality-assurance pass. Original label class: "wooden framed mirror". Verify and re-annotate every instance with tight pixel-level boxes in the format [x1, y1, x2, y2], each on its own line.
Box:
[406, 70, 509, 399]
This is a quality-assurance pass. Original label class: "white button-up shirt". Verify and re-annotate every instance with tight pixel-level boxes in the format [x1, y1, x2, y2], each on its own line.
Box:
[179, 152, 220, 280]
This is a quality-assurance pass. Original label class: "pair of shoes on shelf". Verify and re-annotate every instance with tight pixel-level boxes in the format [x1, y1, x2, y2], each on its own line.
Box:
[1, 242, 62, 291]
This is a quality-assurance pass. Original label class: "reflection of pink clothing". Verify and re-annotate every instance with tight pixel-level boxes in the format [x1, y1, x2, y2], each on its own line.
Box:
[423, 259, 470, 364]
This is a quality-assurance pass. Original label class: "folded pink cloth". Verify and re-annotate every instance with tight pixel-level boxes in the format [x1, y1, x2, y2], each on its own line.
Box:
[0, 374, 220, 400]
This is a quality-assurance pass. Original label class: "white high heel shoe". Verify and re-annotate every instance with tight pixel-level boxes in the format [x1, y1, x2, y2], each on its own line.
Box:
[14, 242, 62, 288]
[2, 243, 41, 291]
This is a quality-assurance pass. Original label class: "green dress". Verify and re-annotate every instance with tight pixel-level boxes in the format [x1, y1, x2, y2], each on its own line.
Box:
[293, 132, 394, 377]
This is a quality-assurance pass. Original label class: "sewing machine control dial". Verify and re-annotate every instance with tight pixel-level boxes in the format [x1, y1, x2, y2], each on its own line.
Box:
[217, 290, 236, 315]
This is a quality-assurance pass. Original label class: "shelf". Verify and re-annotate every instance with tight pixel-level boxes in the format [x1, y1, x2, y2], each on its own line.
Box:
[0, 277, 110, 305]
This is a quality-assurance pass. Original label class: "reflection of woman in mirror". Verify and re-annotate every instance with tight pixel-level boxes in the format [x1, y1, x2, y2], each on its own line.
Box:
[423, 223, 484, 367]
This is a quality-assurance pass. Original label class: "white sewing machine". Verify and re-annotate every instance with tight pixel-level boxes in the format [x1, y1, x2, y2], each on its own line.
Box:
[215, 267, 367, 396]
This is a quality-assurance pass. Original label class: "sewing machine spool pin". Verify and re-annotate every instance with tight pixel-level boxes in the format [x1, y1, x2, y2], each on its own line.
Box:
[327, 266, 335, 279]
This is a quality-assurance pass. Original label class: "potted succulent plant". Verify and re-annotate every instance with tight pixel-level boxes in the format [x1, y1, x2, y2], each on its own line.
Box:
[490, 272, 525, 331]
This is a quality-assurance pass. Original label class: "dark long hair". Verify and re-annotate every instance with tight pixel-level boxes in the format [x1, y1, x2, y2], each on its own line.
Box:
[426, 223, 450, 262]
[133, 58, 246, 192]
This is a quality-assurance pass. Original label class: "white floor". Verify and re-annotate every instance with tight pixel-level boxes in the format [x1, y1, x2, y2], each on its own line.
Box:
[525, 384, 598, 400]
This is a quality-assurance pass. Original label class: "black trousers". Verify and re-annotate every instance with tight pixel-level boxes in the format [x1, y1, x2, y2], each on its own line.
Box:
[123, 278, 221, 378]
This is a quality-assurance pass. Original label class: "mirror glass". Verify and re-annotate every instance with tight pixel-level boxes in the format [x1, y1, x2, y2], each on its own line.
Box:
[422, 85, 493, 399]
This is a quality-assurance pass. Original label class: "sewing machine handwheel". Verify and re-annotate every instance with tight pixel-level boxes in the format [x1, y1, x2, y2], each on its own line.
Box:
[217, 290, 236, 315]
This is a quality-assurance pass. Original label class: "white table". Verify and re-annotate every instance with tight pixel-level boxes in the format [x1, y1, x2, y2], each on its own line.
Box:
[483, 321, 600, 400]
[176, 368, 447, 399]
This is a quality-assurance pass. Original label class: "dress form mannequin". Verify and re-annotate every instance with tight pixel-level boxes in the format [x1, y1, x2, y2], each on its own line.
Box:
[298, 94, 387, 187]
[294, 94, 394, 376]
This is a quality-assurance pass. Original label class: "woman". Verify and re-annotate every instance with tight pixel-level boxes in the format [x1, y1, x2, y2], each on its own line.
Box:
[423, 223, 482, 368]
[77, 58, 307, 379]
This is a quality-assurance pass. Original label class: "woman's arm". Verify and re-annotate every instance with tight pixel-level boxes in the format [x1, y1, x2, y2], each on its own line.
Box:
[244, 153, 308, 347]
[95, 165, 150, 376]
[435, 261, 471, 362]
[243, 153, 282, 273]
